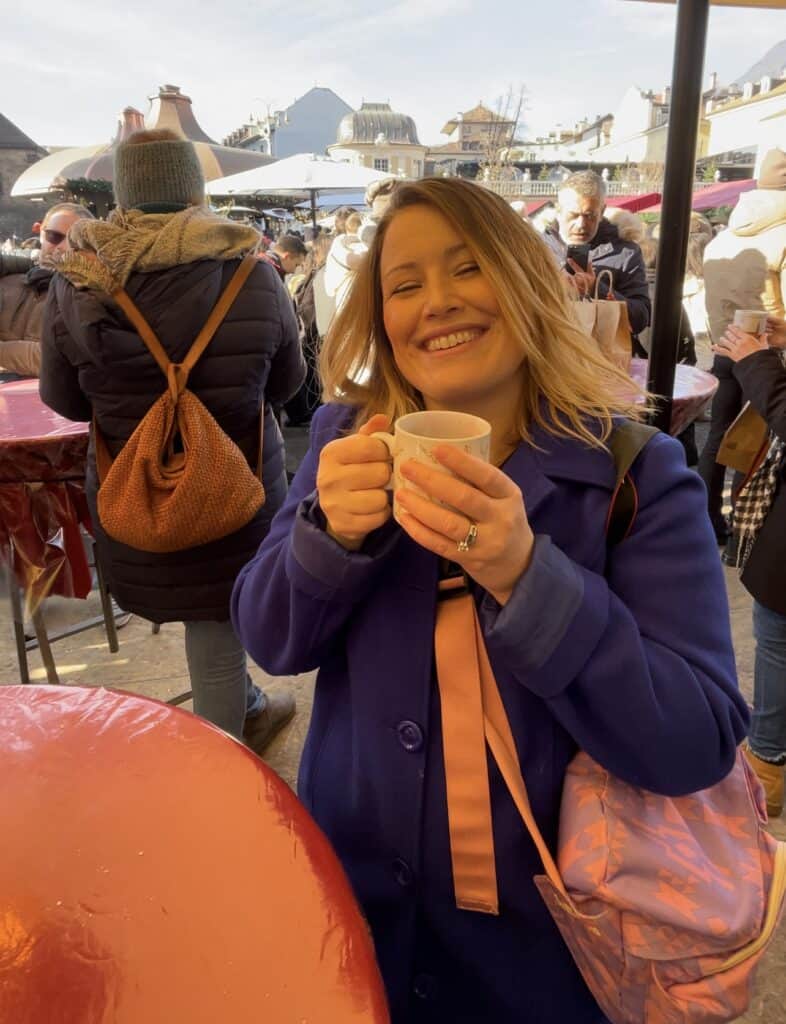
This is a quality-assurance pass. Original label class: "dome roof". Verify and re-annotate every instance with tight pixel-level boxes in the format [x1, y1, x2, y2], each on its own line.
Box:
[337, 102, 421, 146]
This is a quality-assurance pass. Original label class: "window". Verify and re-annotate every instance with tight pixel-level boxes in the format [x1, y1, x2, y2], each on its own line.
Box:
[374, 158, 389, 172]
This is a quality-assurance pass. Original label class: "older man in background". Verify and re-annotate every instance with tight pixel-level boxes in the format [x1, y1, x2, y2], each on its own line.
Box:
[0, 203, 94, 380]
[544, 170, 651, 348]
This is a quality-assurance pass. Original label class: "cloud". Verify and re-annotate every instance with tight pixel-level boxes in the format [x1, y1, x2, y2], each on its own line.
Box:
[2, 0, 783, 154]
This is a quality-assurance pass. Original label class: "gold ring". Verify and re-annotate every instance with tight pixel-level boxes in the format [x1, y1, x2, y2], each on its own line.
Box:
[457, 522, 478, 553]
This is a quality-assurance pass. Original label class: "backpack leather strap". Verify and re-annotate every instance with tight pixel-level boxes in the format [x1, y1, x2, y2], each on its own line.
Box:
[111, 252, 258, 399]
[180, 252, 257, 377]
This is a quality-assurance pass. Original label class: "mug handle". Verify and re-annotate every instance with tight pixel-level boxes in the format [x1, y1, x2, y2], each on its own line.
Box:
[371, 431, 395, 490]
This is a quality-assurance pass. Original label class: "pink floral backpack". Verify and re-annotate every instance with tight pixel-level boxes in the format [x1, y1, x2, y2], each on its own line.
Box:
[434, 423, 786, 1024]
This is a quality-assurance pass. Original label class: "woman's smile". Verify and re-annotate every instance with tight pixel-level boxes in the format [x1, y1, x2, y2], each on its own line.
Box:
[419, 326, 488, 354]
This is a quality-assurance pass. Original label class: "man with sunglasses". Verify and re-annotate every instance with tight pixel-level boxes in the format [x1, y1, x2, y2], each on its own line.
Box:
[0, 203, 93, 380]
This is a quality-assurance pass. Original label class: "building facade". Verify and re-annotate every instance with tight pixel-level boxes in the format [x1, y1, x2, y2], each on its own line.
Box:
[328, 102, 427, 179]
[0, 113, 47, 239]
[427, 103, 518, 176]
[704, 74, 786, 178]
[223, 88, 354, 159]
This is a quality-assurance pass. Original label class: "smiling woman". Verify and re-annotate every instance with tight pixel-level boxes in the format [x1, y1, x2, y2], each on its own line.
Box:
[320, 177, 642, 450]
[231, 176, 749, 1024]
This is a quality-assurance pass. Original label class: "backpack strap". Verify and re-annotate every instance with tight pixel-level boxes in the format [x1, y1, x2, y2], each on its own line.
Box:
[111, 252, 258, 399]
[605, 420, 658, 546]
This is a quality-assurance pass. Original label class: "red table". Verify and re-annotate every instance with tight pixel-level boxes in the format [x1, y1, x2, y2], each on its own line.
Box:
[0, 379, 92, 611]
[0, 686, 390, 1023]
[629, 358, 718, 437]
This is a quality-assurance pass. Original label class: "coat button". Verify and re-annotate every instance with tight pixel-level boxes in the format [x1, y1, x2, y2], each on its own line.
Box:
[392, 857, 413, 887]
[396, 720, 424, 752]
[413, 973, 439, 1001]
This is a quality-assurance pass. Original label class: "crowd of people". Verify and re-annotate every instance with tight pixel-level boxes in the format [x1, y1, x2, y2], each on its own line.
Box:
[1, 129, 785, 1022]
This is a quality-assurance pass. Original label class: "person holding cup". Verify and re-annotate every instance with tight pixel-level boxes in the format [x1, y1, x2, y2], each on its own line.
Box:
[712, 315, 786, 817]
[232, 178, 747, 1024]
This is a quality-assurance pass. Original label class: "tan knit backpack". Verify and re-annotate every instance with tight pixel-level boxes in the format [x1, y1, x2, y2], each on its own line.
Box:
[94, 253, 265, 553]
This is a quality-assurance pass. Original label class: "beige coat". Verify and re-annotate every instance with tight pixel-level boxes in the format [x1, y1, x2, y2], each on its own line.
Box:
[0, 271, 47, 376]
[703, 188, 786, 344]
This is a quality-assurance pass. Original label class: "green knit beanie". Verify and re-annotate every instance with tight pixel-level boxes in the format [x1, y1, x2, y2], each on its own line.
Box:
[114, 137, 205, 210]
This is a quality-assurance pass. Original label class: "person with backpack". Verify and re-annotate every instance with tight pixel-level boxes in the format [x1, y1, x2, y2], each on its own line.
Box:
[39, 129, 305, 754]
[231, 179, 749, 1023]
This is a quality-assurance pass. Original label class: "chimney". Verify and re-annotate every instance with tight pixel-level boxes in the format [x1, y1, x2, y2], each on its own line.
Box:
[663, 87, 671, 105]
[707, 71, 718, 93]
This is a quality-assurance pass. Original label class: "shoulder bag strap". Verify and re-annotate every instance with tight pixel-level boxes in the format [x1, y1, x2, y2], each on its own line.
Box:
[605, 420, 658, 546]
[435, 577, 569, 918]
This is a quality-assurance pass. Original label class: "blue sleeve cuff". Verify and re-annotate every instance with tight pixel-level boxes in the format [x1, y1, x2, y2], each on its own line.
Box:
[480, 534, 608, 698]
[286, 491, 400, 599]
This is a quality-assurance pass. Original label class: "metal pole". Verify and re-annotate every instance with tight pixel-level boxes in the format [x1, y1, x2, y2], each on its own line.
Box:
[648, 0, 710, 431]
[310, 190, 318, 229]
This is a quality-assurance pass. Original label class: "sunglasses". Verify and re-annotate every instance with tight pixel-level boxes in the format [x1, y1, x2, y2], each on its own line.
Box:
[43, 229, 66, 246]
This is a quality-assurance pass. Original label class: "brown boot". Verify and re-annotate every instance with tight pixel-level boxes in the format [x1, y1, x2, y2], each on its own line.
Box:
[744, 746, 784, 819]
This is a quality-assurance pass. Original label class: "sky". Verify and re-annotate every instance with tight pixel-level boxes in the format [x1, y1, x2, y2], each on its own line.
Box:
[3, 0, 786, 151]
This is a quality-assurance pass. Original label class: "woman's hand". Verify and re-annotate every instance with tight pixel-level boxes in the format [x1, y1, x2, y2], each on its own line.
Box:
[765, 316, 786, 350]
[316, 414, 392, 551]
[712, 324, 768, 363]
[395, 445, 534, 606]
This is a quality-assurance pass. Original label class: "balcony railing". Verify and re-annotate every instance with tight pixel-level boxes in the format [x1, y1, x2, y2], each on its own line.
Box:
[481, 179, 713, 198]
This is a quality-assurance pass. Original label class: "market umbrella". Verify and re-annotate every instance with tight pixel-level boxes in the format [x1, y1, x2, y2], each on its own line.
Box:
[206, 154, 394, 226]
[12, 86, 274, 200]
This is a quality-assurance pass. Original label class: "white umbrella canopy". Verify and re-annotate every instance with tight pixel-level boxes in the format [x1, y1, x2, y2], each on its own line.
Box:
[206, 153, 394, 197]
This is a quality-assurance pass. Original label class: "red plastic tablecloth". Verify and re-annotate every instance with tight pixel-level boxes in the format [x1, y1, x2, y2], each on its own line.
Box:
[0, 379, 92, 609]
[630, 358, 718, 437]
[0, 685, 390, 1023]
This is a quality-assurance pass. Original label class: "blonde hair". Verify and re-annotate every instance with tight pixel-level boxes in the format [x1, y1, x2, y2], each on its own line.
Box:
[320, 177, 645, 448]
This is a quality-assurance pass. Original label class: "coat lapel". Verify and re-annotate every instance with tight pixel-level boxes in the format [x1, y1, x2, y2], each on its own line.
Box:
[501, 423, 617, 529]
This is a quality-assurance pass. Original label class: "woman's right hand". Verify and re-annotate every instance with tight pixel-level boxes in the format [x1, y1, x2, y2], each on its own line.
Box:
[316, 413, 393, 550]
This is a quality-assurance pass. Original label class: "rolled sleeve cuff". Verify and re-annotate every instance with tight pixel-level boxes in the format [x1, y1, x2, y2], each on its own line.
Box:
[286, 491, 400, 599]
[480, 535, 608, 699]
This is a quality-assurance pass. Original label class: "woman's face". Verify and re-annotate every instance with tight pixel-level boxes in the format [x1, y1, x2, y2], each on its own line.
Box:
[380, 204, 525, 413]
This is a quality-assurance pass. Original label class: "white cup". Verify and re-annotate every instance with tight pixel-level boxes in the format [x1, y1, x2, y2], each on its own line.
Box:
[733, 309, 767, 334]
[372, 410, 491, 523]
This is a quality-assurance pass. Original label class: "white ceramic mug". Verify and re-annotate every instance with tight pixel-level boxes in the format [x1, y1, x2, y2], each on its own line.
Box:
[733, 309, 767, 334]
[372, 410, 491, 522]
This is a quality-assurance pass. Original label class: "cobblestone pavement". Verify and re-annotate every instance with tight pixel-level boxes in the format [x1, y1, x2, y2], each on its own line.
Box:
[1, 418, 784, 1020]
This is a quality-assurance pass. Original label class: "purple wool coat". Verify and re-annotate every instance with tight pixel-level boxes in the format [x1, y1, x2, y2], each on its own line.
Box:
[232, 403, 748, 1024]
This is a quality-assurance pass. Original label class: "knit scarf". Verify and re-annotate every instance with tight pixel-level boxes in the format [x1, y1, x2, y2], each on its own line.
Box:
[733, 352, 786, 571]
[55, 206, 260, 292]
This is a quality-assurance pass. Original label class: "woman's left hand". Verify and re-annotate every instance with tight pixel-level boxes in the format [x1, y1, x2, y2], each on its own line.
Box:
[712, 324, 768, 363]
[395, 446, 534, 606]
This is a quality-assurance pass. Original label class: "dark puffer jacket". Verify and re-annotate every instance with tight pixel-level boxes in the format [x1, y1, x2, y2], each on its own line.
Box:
[40, 257, 305, 622]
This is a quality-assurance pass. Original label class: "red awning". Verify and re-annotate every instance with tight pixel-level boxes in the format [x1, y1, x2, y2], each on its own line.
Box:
[647, 179, 756, 214]
[606, 192, 661, 212]
[691, 178, 756, 210]
[525, 199, 551, 215]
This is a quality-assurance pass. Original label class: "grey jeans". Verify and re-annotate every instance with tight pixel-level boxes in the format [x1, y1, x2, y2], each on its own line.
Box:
[183, 620, 264, 739]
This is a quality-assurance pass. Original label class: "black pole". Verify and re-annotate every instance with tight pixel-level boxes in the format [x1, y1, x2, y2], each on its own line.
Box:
[310, 190, 318, 229]
[648, 0, 710, 431]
